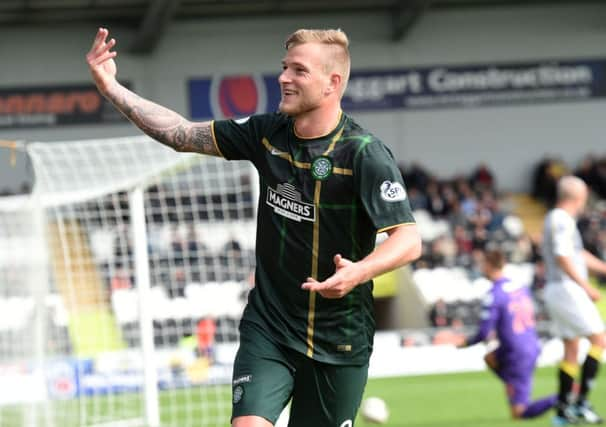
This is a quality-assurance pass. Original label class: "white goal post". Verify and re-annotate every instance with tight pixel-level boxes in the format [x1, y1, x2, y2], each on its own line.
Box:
[0, 136, 258, 427]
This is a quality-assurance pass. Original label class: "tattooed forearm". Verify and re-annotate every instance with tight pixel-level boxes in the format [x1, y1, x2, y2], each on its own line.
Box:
[104, 81, 219, 156]
[192, 124, 216, 154]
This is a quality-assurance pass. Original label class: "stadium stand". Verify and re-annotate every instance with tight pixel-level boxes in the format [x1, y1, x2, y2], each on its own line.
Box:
[401, 155, 606, 348]
[1, 156, 603, 356]
[397, 161, 550, 344]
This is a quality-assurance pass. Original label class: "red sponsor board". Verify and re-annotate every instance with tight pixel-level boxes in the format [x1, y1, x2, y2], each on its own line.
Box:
[0, 83, 131, 128]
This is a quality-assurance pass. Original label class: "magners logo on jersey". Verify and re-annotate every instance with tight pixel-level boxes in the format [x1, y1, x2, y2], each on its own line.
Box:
[266, 183, 316, 222]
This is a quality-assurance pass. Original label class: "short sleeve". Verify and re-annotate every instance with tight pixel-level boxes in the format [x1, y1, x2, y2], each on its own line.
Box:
[212, 115, 262, 161]
[354, 141, 415, 232]
[211, 113, 284, 163]
[551, 210, 575, 257]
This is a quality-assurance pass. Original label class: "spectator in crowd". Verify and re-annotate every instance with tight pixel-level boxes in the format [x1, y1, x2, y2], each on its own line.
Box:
[457, 180, 478, 219]
[574, 155, 599, 192]
[185, 224, 207, 261]
[471, 162, 495, 190]
[532, 156, 568, 207]
[468, 248, 486, 280]
[593, 157, 606, 199]
[110, 267, 132, 291]
[113, 225, 133, 269]
[196, 317, 217, 360]
[169, 226, 185, 266]
[168, 268, 187, 298]
[574, 154, 606, 199]
[468, 201, 492, 232]
[447, 199, 468, 230]
[453, 224, 473, 266]
[441, 182, 459, 214]
[429, 298, 451, 327]
[220, 237, 247, 281]
[509, 233, 535, 264]
[407, 186, 429, 211]
[471, 226, 489, 251]
[184, 224, 211, 281]
[426, 179, 448, 217]
[400, 161, 431, 192]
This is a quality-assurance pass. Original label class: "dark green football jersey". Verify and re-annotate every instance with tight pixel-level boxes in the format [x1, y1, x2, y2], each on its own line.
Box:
[211, 112, 415, 365]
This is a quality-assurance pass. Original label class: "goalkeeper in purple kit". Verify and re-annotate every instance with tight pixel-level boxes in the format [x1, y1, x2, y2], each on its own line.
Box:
[459, 249, 556, 420]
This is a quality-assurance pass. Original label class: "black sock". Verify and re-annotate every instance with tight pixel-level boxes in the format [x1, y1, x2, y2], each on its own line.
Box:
[578, 346, 602, 405]
[557, 361, 578, 415]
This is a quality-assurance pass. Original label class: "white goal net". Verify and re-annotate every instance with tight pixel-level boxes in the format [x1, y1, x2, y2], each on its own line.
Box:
[0, 136, 257, 427]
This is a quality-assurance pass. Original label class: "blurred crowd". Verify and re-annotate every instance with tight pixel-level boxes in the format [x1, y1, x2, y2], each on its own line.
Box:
[532, 153, 606, 206]
[399, 161, 537, 274]
[1, 153, 604, 346]
[403, 154, 606, 339]
[107, 223, 254, 298]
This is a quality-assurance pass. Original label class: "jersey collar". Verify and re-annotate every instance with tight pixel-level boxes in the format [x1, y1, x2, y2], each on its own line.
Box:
[292, 110, 344, 143]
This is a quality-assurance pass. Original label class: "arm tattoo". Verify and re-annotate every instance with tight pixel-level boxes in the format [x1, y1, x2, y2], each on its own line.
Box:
[105, 82, 219, 156]
[192, 124, 216, 154]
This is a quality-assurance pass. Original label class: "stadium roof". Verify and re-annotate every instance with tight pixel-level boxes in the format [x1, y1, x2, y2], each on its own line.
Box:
[0, 0, 601, 53]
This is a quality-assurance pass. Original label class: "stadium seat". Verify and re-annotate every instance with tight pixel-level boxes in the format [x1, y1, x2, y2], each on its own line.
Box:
[111, 289, 138, 324]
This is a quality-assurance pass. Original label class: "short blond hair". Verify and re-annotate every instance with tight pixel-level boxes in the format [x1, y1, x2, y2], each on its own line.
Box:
[284, 28, 351, 96]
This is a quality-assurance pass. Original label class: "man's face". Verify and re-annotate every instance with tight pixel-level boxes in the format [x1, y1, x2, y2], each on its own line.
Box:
[278, 42, 332, 116]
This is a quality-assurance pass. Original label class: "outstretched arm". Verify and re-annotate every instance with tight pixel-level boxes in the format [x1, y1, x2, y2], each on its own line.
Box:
[85, 27, 219, 156]
[301, 224, 422, 299]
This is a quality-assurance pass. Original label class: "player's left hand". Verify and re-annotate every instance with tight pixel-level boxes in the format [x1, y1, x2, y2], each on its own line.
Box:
[301, 254, 367, 299]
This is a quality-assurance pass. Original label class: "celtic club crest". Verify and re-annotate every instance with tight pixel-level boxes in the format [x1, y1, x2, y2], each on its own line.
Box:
[311, 156, 333, 181]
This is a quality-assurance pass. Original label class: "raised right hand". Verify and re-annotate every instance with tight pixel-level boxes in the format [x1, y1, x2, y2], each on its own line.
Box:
[86, 27, 118, 94]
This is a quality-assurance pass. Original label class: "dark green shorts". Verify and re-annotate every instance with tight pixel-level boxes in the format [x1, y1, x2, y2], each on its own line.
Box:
[231, 321, 368, 427]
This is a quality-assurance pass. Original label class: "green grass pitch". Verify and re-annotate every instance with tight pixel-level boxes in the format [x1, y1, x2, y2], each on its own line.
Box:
[2, 365, 604, 426]
[359, 365, 605, 427]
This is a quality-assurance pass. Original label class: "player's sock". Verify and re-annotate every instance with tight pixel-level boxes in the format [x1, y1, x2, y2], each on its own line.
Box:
[521, 395, 557, 418]
[556, 360, 579, 416]
[577, 345, 603, 405]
